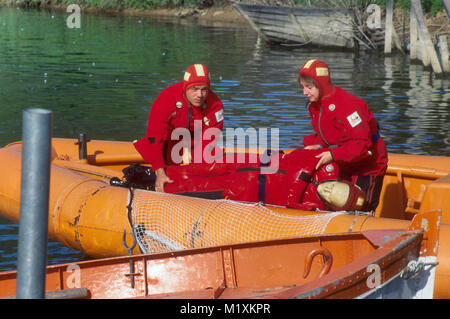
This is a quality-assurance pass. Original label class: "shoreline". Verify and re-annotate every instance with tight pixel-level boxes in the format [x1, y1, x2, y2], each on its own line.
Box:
[0, 1, 251, 27]
[1, 1, 447, 33]
[1, 1, 447, 48]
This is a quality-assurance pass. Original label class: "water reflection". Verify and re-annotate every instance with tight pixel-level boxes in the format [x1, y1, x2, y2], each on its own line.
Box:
[0, 6, 449, 270]
[379, 55, 450, 155]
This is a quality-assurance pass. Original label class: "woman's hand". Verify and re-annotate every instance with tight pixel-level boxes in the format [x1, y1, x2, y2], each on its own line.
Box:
[155, 168, 173, 193]
[315, 151, 333, 170]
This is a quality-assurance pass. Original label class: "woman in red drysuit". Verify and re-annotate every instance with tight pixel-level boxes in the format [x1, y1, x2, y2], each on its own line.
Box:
[298, 59, 388, 212]
[133, 64, 224, 193]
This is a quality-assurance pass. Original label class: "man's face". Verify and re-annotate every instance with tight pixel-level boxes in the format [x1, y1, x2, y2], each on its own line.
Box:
[299, 79, 320, 103]
[185, 85, 209, 107]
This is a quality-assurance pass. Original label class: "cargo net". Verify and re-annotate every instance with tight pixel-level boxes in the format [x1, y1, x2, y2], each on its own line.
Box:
[128, 189, 345, 254]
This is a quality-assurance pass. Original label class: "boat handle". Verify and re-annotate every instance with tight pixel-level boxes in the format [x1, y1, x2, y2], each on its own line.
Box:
[123, 229, 138, 289]
[303, 248, 333, 279]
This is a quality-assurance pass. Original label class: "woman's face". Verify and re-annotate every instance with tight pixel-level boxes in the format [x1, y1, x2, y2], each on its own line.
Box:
[299, 79, 320, 103]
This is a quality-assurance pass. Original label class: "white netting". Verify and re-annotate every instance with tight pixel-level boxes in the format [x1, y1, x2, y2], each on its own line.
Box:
[128, 189, 344, 254]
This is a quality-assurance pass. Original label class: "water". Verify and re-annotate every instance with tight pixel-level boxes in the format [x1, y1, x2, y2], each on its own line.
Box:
[0, 6, 449, 271]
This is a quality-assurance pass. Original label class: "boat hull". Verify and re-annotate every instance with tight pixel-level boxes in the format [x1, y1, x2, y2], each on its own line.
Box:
[0, 229, 433, 299]
[0, 138, 449, 298]
[233, 4, 356, 49]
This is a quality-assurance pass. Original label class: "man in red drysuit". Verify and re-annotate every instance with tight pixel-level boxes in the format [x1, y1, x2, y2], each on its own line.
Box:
[133, 64, 224, 193]
[298, 59, 388, 212]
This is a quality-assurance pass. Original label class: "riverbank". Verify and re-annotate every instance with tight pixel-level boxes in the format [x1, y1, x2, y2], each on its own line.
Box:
[120, 3, 249, 26]
[0, 0, 250, 27]
[1, 0, 447, 35]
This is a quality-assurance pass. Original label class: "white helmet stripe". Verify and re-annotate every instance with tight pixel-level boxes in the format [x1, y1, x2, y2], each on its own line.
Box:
[304, 59, 317, 69]
[194, 64, 205, 77]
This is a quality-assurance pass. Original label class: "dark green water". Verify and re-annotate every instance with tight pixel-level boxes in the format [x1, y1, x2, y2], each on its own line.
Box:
[0, 6, 449, 271]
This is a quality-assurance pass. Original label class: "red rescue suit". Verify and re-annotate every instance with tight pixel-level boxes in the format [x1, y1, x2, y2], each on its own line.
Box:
[300, 60, 387, 177]
[134, 82, 224, 171]
[299, 59, 388, 211]
[163, 149, 339, 211]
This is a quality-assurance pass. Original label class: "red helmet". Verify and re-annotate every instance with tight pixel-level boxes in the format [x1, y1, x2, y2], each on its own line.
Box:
[183, 64, 211, 91]
[298, 59, 334, 100]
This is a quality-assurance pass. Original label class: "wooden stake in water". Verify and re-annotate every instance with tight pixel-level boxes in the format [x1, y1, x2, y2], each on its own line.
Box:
[438, 35, 449, 73]
[411, 0, 443, 74]
[384, 0, 393, 54]
[410, 6, 419, 61]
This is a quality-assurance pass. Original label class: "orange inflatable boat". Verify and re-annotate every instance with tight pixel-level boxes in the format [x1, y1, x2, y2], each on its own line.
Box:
[0, 210, 440, 299]
[0, 138, 449, 297]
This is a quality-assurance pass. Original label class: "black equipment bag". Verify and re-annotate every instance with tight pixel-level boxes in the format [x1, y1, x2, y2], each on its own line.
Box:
[110, 163, 156, 191]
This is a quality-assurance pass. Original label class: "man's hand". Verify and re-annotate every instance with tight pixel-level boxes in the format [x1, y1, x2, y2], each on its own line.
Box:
[315, 151, 333, 170]
[304, 144, 322, 150]
[155, 168, 173, 193]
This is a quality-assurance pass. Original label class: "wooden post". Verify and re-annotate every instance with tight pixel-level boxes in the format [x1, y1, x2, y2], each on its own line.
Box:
[384, 0, 393, 54]
[411, 0, 443, 74]
[419, 37, 430, 67]
[438, 35, 450, 72]
[392, 26, 405, 54]
[410, 7, 418, 60]
[402, 8, 407, 51]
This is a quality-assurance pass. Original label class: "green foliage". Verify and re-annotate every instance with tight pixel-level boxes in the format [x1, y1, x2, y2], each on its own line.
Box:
[7, 0, 446, 14]
[429, 0, 445, 16]
[293, 0, 444, 16]
[7, 0, 205, 9]
[396, 0, 444, 16]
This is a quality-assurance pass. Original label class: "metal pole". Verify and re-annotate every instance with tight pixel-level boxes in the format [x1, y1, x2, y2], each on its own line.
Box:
[16, 108, 53, 299]
[75, 132, 90, 161]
